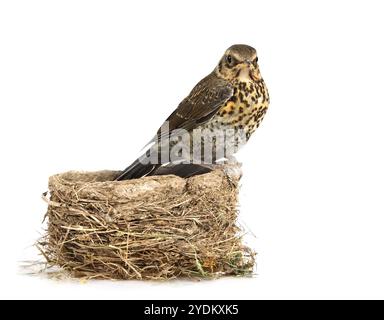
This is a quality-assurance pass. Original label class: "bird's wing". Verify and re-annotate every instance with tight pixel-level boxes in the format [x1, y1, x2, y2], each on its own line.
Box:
[154, 73, 233, 142]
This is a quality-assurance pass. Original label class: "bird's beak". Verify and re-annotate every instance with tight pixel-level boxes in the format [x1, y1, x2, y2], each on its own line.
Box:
[243, 60, 252, 68]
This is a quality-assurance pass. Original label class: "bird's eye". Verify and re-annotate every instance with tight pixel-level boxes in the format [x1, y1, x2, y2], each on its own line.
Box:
[254, 57, 259, 64]
[226, 55, 233, 65]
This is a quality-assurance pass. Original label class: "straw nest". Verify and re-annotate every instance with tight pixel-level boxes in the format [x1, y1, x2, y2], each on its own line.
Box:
[37, 164, 255, 280]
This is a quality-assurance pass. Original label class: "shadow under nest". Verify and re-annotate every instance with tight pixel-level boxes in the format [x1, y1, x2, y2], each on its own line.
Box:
[37, 163, 255, 280]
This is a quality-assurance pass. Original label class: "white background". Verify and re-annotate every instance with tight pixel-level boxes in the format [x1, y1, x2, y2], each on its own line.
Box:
[1, 0, 384, 299]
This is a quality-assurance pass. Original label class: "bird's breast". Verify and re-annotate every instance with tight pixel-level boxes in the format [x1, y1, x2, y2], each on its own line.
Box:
[208, 79, 269, 137]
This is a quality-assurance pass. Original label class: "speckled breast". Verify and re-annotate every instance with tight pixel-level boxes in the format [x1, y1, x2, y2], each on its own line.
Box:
[191, 78, 269, 162]
[204, 78, 269, 141]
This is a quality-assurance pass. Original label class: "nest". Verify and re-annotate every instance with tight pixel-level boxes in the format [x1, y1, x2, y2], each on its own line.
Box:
[37, 165, 255, 280]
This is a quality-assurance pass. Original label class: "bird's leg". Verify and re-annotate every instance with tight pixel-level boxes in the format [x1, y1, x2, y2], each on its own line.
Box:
[224, 155, 238, 164]
[213, 156, 242, 187]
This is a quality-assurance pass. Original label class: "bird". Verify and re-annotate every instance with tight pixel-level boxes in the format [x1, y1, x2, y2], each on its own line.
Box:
[115, 44, 270, 181]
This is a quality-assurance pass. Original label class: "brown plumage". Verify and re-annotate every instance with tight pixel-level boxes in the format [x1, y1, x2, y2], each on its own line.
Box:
[156, 73, 233, 141]
[116, 44, 269, 180]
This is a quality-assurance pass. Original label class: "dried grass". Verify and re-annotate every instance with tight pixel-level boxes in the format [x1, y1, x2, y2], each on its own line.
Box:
[37, 165, 255, 280]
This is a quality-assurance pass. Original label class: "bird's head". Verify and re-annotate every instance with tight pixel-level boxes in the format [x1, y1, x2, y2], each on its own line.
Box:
[215, 44, 261, 82]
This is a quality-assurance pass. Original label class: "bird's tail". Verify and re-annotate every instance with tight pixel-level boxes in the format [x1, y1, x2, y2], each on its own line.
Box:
[116, 160, 214, 181]
[153, 163, 212, 178]
[115, 158, 159, 181]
